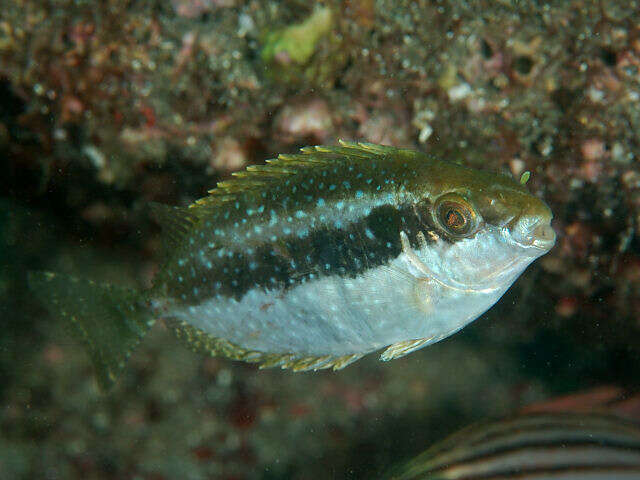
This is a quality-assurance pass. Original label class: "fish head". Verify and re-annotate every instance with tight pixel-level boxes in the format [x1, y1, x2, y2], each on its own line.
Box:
[470, 171, 556, 256]
[409, 164, 555, 292]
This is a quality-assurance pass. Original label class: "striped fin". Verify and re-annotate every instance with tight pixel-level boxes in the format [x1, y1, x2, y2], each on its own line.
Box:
[387, 413, 640, 479]
[168, 319, 363, 372]
[426, 413, 640, 459]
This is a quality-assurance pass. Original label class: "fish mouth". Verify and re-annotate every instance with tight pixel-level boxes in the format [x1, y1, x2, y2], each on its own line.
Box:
[514, 222, 556, 252]
[530, 223, 556, 250]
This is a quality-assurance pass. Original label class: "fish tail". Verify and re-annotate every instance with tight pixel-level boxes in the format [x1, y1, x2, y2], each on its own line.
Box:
[28, 271, 155, 390]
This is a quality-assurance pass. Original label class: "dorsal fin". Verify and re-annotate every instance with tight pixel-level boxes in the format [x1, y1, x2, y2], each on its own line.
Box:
[148, 202, 199, 257]
[188, 140, 399, 212]
[149, 141, 411, 252]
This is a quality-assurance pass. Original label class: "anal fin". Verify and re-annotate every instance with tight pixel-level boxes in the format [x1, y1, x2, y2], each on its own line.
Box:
[258, 352, 363, 371]
[168, 319, 363, 372]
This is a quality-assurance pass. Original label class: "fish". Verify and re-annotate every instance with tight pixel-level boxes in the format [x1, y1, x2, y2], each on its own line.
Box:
[29, 141, 556, 389]
[385, 412, 640, 479]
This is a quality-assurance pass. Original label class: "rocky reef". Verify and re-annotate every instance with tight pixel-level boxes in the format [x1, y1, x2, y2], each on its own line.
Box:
[2, 1, 639, 478]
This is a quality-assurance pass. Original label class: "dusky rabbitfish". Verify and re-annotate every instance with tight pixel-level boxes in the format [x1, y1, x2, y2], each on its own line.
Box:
[30, 141, 556, 389]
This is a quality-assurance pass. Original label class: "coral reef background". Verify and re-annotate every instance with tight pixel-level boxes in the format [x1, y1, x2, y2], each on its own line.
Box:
[2, 1, 639, 478]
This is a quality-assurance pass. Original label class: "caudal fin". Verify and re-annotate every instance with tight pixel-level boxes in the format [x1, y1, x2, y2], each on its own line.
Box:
[28, 272, 155, 390]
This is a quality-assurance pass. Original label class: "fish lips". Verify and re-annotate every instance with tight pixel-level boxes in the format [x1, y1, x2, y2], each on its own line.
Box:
[509, 217, 557, 254]
[530, 222, 557, 251]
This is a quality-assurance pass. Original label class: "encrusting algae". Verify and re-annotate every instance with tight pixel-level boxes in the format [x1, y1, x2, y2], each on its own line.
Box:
[29, 141, 556, 390]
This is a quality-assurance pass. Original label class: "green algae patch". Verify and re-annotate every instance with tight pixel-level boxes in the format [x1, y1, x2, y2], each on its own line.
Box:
[261, 7, 333, 66]
[260, 6, 344, 87]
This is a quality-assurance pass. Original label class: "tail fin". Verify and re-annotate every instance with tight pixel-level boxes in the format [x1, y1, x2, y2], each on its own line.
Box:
[28, 272, 155, 390]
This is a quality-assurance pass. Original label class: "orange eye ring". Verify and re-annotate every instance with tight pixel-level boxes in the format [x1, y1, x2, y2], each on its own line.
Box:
[434, 194, 478, 237]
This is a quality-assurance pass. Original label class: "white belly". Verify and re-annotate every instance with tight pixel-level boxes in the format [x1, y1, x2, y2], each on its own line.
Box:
[168, 251, 521, 357]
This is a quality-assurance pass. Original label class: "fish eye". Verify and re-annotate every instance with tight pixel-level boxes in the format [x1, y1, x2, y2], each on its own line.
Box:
[434, 195, 477, 237]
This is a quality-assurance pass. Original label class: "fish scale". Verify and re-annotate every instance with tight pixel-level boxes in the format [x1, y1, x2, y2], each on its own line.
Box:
[29, 141, 556, 389]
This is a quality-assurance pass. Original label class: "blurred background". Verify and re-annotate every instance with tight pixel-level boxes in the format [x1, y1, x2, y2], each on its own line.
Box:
[1, 1, 639, 478]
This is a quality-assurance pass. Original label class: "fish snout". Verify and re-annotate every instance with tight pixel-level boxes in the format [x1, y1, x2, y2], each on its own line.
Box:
[531, 221, 556, 250]
[510, 215, 556, 253]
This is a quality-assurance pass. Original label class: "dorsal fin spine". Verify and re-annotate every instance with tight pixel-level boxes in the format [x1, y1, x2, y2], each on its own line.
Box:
[187, 140, 395, 214]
